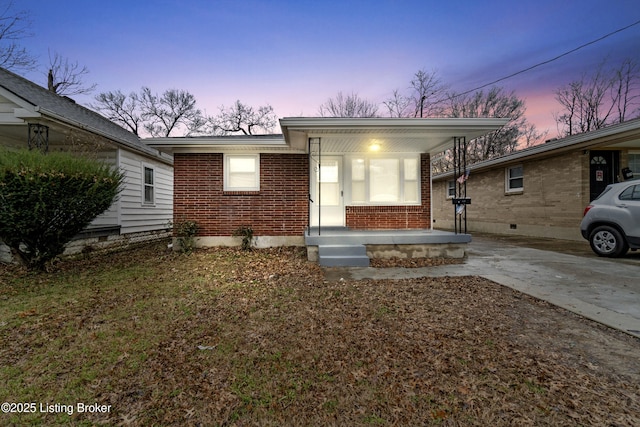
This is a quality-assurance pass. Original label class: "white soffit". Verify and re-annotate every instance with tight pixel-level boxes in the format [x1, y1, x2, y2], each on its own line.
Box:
[280, 117, 510, 154]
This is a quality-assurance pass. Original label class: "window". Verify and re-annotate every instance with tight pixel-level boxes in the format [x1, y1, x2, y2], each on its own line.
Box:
[370, 158, 399, 202]
[403, 158, 419, 203]
[447, 180, 456, 198]
[224, 154, 260, 191]
[506, 165, 523, 193]
[351, 159, 366, 203]
[348, 155, 420, 205]
[143, 166, 154, 205]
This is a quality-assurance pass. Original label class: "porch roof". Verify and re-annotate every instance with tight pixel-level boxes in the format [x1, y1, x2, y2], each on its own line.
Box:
[146, 117, 510, 155]
[280, 117, 510, 155]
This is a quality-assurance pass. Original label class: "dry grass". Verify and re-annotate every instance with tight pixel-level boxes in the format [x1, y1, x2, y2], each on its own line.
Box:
[1, 242, 639, 426]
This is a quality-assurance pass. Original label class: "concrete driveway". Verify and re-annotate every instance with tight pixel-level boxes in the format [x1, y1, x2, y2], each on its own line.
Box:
[327, 233, 640, 339]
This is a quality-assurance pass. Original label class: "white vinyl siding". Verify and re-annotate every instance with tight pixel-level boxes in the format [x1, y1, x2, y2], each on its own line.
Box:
[87, 149, 119, 228]
[224, 154, 260, 191]
[118, 150, 173, 233]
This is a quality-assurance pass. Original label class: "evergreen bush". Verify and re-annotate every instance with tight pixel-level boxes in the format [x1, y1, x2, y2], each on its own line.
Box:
[0, 149, 124, 270]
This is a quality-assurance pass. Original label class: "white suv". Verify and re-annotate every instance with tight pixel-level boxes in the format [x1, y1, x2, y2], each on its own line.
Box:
[580, 181, 640, 257]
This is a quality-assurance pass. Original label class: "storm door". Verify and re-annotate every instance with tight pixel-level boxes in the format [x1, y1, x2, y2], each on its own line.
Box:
[310, 156, 344, 227]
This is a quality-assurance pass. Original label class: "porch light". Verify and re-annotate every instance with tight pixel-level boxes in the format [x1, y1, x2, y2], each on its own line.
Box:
[369, 141, 381, 152]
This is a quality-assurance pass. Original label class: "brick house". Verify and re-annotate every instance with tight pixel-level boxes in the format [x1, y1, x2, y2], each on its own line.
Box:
[432, 118, 640, 241]
[148, 117, 507, 265]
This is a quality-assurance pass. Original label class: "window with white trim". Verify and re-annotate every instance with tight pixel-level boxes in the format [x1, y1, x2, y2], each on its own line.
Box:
[403, 158, 419, 203]
[143, 166, 155, 205]
[447, 180, 456, 198]
[506, 165, 523, 193]
[224, 154, 260, 191]
[351, 159, 366, 203]
[348, 155, 420, 205]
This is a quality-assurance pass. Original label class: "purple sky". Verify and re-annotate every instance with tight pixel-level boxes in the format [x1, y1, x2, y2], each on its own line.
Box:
[17, 0, 640, 138]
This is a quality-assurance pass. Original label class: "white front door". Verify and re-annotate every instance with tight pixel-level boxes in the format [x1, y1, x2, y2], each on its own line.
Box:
[310, 156, 344, 227]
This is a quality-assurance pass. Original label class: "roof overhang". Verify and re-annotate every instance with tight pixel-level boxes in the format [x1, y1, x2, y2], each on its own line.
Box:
[146, 117, 510, 155]
[279, 117, 510, 155]
[146, 134, 291, 154]
[433, 117, 640, 180]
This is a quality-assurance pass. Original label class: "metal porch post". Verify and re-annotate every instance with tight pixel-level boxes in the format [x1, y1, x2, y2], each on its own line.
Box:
[453, 136, 468, 234]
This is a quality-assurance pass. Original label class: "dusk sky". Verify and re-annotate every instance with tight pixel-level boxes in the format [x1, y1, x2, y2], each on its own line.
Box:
[16, 0, 640, 138]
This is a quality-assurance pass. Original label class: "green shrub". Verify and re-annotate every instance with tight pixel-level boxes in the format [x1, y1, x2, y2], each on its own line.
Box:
[0, 149, 124, 270]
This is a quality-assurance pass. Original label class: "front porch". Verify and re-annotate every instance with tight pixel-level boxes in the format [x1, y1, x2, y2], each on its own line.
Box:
[305, 227, 471, 267]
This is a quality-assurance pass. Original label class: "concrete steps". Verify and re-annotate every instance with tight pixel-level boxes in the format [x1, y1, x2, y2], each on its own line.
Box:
[318, 244, 370, 267]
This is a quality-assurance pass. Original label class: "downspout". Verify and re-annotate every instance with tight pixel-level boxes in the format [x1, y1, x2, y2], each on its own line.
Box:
[453, 137, 457, 233]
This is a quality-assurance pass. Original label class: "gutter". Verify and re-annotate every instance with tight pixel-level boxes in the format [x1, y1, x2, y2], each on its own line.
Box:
[433, 119, 640, 180]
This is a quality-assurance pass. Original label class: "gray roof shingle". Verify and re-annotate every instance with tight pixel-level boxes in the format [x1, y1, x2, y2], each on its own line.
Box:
[0, 67, 171, 163]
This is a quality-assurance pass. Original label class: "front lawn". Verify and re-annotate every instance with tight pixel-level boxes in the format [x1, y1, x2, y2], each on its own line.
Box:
[1, 243, 638, 425]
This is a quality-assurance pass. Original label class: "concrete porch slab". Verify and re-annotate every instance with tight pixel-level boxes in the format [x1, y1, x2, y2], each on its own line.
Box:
[305, 228, 471, 263]
[305, 228, 471, 246]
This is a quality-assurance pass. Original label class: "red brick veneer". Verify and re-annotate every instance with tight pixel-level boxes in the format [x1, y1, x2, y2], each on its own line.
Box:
[174, 152, 431, 237]
[173, 153, 309, 236]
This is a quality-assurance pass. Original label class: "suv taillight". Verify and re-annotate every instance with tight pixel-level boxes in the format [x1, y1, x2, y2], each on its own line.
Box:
[583, 205, 593, 216]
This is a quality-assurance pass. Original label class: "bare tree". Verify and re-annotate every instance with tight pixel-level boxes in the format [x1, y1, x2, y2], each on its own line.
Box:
[611, 58, 640, 124]
[383, 89, 411, 118]
[433, 86, 544, 173]
[139, 87, 206, 137]
[211, 100, 278, 135]
[0, 1, 36, 71]
[554, 57, 640, 136]
[446, 86, 541, 161]
[92, 87, 206, 137]
[318, 91, 379, 117]
[384, 69, 448, 118]
[46, 52, 97, 96]
[409, 69, 448, 117]
[91, 90, 143, 136]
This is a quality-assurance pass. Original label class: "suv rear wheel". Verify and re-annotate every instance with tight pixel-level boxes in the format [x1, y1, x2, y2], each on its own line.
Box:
[589, 225, 629, 257]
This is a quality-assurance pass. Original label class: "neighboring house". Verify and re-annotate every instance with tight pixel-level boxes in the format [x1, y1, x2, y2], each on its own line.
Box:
[432, 118, 640, 241]
[0, 68, 174, 261]
[148, 117, 508, 266]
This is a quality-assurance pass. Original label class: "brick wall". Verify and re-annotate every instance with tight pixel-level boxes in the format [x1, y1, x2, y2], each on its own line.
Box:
[432, 149, 591, 240]
[345, 154, 431, 229]
[174, 153, 308, 237]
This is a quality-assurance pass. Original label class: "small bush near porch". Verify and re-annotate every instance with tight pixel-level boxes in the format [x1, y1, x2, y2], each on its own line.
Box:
[1, 243, 638, 425]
